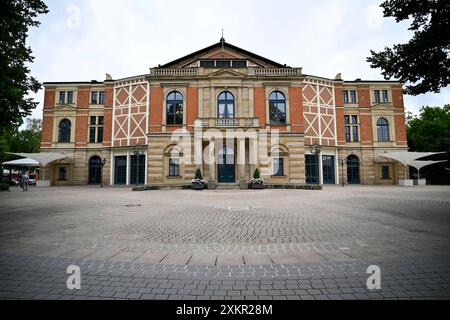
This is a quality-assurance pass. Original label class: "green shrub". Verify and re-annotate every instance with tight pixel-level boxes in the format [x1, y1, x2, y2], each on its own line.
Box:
[195, 168, 203, 180]
[253, 168, 261, 179]
[0, 183, 10, 191]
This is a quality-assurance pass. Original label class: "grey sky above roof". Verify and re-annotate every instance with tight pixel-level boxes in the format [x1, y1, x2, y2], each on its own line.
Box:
[25, 0, 449, 124]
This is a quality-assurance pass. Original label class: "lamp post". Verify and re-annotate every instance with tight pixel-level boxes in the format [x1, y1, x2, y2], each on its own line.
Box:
[338, 158, 346, 187]
[133, 145, 143, 187]
[310, 143, 322, 186]
[100, 158, 107, 188]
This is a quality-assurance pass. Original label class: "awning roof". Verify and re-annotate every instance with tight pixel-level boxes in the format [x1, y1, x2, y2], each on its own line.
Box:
[2, 158, 40, 167]
[409, 160, 447, 172]
[379, 151, 445, 167]
[7, 152, 71, 166]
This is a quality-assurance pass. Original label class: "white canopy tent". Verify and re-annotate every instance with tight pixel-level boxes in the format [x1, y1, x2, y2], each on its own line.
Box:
[2, 158, 40, 167]
[6, 152, 72, 187]
[378, 151, 446, 185]
[410, 160, 447, 179]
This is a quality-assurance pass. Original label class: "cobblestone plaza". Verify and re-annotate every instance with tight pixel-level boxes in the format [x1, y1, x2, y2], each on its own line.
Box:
[1, 186, 449, 300]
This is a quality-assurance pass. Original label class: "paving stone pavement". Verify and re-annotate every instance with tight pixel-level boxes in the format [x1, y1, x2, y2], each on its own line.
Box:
[0, 185, 449, 299]
[0, 253, 449, 300]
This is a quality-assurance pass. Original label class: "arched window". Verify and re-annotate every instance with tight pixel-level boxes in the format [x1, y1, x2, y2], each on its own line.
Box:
[166, 91, 183, 125]
[58, 119, 71, 143]
[377, 117, 390, 142]
[218, 91, 235, 119]
[269, 91, 286, 124]
[88, 156, 102, 185]
[347, 155, 360, 184]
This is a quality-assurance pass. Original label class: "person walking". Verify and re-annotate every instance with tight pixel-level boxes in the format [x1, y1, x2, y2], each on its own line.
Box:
[22, 172, 30, 192]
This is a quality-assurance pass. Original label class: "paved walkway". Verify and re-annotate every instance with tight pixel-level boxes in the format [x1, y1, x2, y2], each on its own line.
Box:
[0, 185, 449, 299]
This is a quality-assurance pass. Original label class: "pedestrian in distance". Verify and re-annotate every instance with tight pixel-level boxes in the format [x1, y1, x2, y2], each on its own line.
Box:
[22, 172, 30, 192]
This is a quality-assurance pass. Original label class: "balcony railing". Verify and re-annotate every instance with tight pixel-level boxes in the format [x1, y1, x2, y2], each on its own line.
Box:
[253, 68, 302, 77]
[200, 118, 259, 128]
[149, 68, 197, 77]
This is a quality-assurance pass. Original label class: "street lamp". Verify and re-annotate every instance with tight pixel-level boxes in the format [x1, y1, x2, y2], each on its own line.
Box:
[133, 145, 144, 187]
[338, 158, 346, 187]
[309, 143, 322, 185]
[100, 158, 107, 188]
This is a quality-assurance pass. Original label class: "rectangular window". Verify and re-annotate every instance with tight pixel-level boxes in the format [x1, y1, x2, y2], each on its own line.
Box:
[98, 116, 104, 125]
[232, 60, 247, 68]
[343, 91, 349, 104]
[91, 92, 98, 104]
[382, 166, 390, 179]
[351, 115, 358, 124]
[322, 155, 336, 184]
[374, 90, 381, 103]
[200, 60, 215, 68]
[59, 92, 66, 104]
[90, 116, 97, 125]
[216, 60, 231, 68]
[344, 115, 350, 124]
[382, 90, 389, 103]
[352, 126, 359, 142]
[345, 126, 351, 143]
[89, 127, 96, 143]
[58, 167, 67, 181]
[97, 127, 103, 143]
[305, 155, 318, 184]
[67, 91, 74, 104]
[273, 158, 284, 176]
[350, 91, 357, 103]
[99, 92, 105, 105]
[169, 159, 180, 176]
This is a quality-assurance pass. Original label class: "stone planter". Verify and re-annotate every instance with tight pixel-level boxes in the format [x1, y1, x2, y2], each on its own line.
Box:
[251, 183, 264, 189]
[192, 183, 205, 190]
[399, 179, 414, 187]
[414, 179, 427, 186]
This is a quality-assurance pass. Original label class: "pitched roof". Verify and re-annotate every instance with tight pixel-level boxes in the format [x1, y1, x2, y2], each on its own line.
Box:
[159, 40, 287, 69]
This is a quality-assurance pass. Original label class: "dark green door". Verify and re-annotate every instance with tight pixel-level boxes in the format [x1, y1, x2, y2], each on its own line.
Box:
[218, 146, 235, 183]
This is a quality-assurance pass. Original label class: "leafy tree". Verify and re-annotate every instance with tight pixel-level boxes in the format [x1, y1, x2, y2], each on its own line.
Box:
[367, 0, 450, 95]
[0, 118, 42, 163]
[407, 105, 450, 184]
[0, 0, 48, 130]
[407, 105, 450, 153]
[195, 168, 203, 180]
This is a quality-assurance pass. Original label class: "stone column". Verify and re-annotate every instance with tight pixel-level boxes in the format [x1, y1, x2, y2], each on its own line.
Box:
[249, 137, 258, 178]
[238, 138, 246, 181]
[208, 139, 216, 181]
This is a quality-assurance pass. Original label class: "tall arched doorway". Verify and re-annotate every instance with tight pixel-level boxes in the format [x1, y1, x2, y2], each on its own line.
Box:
[218, 146, 235, 183]
[89, 156, 102, 185]
[347, 155, 360, 184]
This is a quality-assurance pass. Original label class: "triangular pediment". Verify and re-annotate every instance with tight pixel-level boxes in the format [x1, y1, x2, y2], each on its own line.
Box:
[372, 103, 393, 110]
[208, 68, 246, 78]
[159, 41, 286, 69]
[55, 104, 77, 111]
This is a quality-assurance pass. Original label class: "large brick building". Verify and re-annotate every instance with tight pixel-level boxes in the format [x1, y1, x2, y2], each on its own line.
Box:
[40, 40, 408, 187]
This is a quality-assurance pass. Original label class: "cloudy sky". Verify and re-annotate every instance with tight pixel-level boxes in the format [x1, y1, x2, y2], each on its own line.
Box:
[26, 0, 449, 121]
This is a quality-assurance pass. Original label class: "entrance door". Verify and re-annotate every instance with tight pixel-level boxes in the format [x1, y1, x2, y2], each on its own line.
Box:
[218, 146, 235, 183]
[88, 156, 102, 185]
[114, 156, 127, 185]
[322, 155, 336, 184]
[347, 155, 360, 184]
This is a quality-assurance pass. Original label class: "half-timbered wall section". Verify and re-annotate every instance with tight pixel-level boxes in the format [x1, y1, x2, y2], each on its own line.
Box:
[302, 78, 337, 147]
[112, 77, 149, 147]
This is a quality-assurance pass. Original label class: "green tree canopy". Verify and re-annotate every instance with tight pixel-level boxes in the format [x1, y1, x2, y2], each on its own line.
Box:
[367, 0, 450, 95]
[0, 118, 42, 163]
[407, 105, 450, 153]
[0, 0, 48, 130]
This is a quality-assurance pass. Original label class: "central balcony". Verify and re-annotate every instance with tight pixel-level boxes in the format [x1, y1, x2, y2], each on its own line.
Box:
[199, 118, 260, 128]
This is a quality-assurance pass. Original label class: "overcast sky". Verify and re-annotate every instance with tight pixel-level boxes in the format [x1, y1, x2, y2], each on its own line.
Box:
[26, 0, 449, 122]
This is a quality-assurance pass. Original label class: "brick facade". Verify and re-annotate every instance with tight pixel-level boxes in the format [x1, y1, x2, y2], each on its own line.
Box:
[40, 41, 408, 187]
